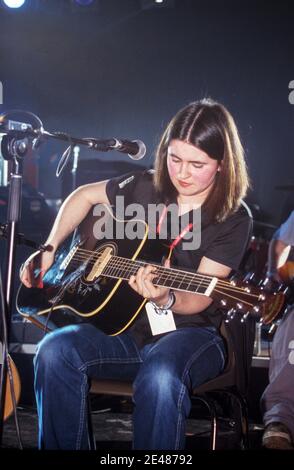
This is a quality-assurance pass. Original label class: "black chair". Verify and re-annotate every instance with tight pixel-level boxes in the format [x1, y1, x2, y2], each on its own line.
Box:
[188, 315, 255, 449]
[88, 315, 255, 450]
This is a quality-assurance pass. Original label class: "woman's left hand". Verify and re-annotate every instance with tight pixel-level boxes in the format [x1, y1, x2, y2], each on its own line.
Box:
[128, 259, 171, 306]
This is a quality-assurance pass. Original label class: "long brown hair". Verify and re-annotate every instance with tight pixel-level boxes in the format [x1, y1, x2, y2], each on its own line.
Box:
[154, 98, 250, 222]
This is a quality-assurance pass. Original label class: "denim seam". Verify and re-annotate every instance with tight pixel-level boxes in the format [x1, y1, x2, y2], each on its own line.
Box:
[215, 341, 226, 370]
[78, 357, 142, 372]
[175, 336, 225, 449]
[117, 334, 142, 358]
[175, 384, 187, 450]
[76, 373, 88, 450]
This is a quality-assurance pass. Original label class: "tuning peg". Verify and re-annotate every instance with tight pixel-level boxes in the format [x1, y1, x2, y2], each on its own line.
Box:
[241, 311, 250, 322]
[260, 277, 270, 287]
[268, 322, 279, 337]
[280, 284, 291, 295]
[225, 308, 236, 323]
[242, 271, 258, 284]
[229, 272, 239, 281]
[259, 276, 280, 292]
[258, 293, 266, 302]
[257, 278, 266, 289]
[220, 299, 228, 308]
[253, 305, 260, 314]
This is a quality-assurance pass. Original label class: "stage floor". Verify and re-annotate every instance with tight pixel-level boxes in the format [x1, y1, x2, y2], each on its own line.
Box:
[2, 404, 264, 450]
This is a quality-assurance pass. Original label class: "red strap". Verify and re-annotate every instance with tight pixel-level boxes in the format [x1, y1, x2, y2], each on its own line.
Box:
[156, 205, 193, 249]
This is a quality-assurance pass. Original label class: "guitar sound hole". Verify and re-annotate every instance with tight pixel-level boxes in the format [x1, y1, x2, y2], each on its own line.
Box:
[83, 243, 117, 284]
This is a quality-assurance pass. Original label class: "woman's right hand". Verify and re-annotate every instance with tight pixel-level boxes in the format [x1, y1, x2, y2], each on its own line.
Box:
[19, 247, 56, 288]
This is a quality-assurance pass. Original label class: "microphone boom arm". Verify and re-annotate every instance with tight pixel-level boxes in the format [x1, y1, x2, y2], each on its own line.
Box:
[1, 125, 145, 159]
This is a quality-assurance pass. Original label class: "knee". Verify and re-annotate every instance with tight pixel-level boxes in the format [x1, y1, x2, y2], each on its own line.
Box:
[134, 358, 182, 398]
[34, 326, 79, 372]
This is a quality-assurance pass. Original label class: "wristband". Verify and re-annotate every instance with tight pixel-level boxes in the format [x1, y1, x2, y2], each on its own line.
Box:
[151, 291, 176, 315]
[160, 291, 176, 309]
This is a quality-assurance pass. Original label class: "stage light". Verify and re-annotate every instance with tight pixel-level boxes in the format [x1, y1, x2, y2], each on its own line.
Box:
[70, 0, 100, 14]
[3, 0, 26, 8]
[140, 0, 174, 10]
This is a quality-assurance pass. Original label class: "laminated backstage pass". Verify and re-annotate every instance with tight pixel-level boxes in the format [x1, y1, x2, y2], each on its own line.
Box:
[145, 302, 176, 335]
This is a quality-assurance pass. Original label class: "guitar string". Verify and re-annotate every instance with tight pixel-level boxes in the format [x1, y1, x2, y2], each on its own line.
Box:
[65, 251, 262, 300]
[64, 259, 258, 309]
[104, 263, 261, 303]
[63, 251, 259, 308]
[71, 250, 238, 288]
[73, 248, 261, 292]
[96, 271, 256, 308]
[211, 289, 256, 307]
[70, 250, 261, 296]
[70, 252, 238, 290]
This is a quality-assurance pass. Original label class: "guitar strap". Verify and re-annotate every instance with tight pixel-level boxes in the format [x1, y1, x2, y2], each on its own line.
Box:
[156, 205, 193, 250]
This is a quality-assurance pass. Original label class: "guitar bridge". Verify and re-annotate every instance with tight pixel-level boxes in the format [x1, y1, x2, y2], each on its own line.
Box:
[85, 246, 113, 282]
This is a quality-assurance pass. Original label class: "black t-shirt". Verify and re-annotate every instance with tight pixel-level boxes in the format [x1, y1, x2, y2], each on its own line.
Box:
[106, 169, 252, 347]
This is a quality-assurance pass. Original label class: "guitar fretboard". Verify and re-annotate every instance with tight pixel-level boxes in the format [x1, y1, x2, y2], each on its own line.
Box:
[101, 255, 216, 295]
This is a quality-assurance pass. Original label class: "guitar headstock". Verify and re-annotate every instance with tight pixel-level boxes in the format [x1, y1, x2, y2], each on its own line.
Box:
[211, 278, 286, 324]
[257, 290, 286, 324]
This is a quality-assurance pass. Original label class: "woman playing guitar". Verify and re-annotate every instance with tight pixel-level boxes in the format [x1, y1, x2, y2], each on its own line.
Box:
[20, 99, 253, 450]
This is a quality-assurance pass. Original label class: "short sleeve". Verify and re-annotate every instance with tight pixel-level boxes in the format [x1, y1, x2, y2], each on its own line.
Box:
[274, 211, 294, 246]
[105, 169, 157, 209]
[106, 171, 141, 207]
[204, 207, 253, 271]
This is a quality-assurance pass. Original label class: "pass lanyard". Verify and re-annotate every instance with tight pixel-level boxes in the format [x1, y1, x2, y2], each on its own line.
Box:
[156, 205, 193, 250]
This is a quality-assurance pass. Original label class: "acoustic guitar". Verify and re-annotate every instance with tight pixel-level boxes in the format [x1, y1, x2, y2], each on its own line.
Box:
[1, 355, 21, 421]
[16, 209, 285, 335]
[278, 261, 294, 283]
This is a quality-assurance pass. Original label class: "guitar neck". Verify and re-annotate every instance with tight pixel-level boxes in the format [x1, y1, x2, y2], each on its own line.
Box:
[73, 247, 277, 318]
[102, 255, 217, 296]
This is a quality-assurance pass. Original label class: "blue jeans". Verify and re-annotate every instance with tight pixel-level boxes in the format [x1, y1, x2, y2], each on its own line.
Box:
[261, 306, 294, 440]
[34, 323, 226, 450]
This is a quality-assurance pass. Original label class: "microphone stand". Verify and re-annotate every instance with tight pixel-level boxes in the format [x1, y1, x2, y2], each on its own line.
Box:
[0, 136, 50, 447]
[71, 145, 80, 192]
[0, 118, 145, 446]
[0, 126, 144, 159]
[0, 140, 24, 447]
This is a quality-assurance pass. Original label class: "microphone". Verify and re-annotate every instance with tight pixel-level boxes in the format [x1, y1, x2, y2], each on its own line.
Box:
[107, 138, 146, 160]
[0, 114, 147, 160]
[0, 117, 34, 135]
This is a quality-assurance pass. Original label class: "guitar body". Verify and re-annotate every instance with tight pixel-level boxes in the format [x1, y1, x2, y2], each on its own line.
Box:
[278, 261, 294, 283]
[277, 261, 294, 306]
[2, 355, 21, 421]
[17, 210, 170, 335]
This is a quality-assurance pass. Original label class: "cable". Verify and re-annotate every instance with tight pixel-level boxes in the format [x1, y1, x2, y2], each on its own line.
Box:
[55, 132, 74, 178]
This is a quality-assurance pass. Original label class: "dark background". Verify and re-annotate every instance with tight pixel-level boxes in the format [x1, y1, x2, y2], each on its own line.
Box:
[0, 0, 291, 425]
[0, 0, 294, 226]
